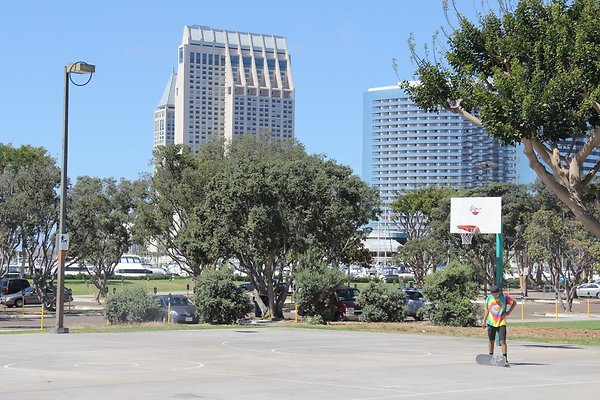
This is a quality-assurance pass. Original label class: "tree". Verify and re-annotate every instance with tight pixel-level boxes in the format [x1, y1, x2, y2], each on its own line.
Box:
[200, 134, 381, 318]
[133, 143, 222, 277]
[403, 0, 600, 238]
[0, 144, 61, 308]
[68, 177, 140, 301]
[391, 186, 455, 285]
[391, 186, 456, 240]
[0, 144, 56, 271]
[524, 208, 600, 310]
[395, 237, 446, 287]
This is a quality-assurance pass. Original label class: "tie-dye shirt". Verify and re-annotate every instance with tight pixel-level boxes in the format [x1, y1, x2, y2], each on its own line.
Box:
[485, 293, 514, 327]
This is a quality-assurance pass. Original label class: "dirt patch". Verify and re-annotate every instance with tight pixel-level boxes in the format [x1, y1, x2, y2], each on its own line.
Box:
[323, 321, 600, 343]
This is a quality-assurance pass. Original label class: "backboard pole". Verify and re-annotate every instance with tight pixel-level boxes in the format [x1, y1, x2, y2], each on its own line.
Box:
[495, 224, 504, 289]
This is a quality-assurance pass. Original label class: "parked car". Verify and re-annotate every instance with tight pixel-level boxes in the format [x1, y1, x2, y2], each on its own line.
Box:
[331, 287, 362, 321]
[0, 277, 30, 296]
[402, 288, 428, 321]
[575, 283, 600, 298]
[1, 285, 73, 308]
[156, 294, 199, 324]
[297, 287, 362, 321]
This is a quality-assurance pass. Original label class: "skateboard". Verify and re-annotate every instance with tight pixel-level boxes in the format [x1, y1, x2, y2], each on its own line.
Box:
[476, 354, 507, 367]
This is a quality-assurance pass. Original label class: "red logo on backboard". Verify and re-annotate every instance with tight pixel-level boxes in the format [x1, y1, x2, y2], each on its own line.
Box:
[470, 205, 481, 215]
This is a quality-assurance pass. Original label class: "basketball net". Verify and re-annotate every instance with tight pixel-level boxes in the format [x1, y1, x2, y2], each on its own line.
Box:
[457, 225, 479, 245]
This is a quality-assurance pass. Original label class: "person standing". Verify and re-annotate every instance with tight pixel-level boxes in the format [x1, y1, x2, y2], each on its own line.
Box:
[482, 284, 516, 364]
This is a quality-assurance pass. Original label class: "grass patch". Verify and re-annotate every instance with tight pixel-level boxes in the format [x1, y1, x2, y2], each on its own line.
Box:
[64, 278, 197, 296]
[512, 320, 600, 330]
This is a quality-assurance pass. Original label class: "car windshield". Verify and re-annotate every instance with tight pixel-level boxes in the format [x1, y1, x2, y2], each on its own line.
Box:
[163, 296, 190, 306]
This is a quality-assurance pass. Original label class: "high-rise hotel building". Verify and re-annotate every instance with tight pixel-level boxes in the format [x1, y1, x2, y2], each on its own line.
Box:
[154, 25, 295, 153]
[363, 85, 517, 257]
[153, 72, 177, 147]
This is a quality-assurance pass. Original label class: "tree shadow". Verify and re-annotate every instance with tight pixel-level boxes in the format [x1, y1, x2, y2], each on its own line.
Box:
[520, 344, 582, 350]
[510, 362, 549, 366]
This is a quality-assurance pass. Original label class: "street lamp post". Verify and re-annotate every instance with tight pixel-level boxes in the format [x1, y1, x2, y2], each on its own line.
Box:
[51, 62, 95, 334]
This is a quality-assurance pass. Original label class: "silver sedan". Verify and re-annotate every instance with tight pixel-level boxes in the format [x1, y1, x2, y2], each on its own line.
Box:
[576, 283, 600, 298]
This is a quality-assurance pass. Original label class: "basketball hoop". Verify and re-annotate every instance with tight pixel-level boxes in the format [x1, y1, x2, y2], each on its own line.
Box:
[457, 225, 480, 245]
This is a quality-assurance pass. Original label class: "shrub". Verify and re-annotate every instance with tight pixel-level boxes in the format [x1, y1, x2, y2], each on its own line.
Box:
[306, 315, 326, 325]
[357, 281, 406, 322]
[294, 257, 346, 320]
[193, 267, 252, 324]
[104, 287, 161, 324]
[422, 260, 479, 326]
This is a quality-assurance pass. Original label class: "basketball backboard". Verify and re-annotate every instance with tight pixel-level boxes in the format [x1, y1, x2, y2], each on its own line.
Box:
[450, 197, 502, 234]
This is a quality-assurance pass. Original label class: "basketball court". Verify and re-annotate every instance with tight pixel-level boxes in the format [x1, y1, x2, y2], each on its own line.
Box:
[1, 328, 599, 399]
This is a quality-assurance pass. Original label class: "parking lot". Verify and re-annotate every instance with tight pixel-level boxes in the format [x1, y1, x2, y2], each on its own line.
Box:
[1, 328, 599, 399]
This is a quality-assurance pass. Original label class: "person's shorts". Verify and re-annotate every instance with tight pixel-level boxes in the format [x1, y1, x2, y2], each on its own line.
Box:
[487, 325, 507, 341]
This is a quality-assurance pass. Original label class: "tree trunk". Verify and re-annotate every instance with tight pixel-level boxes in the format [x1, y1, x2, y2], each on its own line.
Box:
[522, 139, 600, 239]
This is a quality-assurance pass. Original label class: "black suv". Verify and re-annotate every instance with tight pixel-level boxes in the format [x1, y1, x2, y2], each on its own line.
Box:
[0, 278, 31, 296]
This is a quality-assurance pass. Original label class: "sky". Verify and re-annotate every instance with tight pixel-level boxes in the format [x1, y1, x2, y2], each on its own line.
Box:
[0, 0, 485, 181]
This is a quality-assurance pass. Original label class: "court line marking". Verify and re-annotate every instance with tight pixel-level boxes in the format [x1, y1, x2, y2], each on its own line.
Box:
[4, 359, 204, 371]
[223, 341, 431, 358]
[271, 345, 432, 357]
[347, 379, 600, 399]
[261, 376, 420, 396]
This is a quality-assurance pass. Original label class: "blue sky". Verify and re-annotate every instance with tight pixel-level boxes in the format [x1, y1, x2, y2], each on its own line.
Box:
[0, 0, 481, 181]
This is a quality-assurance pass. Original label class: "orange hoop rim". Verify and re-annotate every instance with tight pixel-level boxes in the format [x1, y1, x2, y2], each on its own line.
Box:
[457, 225, 479, 233]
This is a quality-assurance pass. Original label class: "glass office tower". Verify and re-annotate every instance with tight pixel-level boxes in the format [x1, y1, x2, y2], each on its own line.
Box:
[362, 85, 517, 259]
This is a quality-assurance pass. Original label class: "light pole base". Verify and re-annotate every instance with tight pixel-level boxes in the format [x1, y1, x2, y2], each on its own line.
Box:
[48, 327, 70, 334]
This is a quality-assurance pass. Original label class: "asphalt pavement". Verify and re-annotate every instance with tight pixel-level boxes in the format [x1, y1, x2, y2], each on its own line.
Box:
[1, 327, 599, 399]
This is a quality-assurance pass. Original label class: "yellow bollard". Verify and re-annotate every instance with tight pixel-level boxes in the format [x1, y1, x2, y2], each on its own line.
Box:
[555, 298, 559, 319]
[295, 304, 298, 323]
[40, 305, 45, 330]
[167, 300, 171, 324]
[588, 298, 591, 317]
[521, 300, 525, 320]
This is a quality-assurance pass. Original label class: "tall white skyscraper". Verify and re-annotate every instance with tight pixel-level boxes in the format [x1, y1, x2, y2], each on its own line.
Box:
[153, 71, 177, 148]
[166, 25, 294, 153]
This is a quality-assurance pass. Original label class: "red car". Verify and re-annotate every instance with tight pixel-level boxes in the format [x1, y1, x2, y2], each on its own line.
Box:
[330, 287, 362, 321]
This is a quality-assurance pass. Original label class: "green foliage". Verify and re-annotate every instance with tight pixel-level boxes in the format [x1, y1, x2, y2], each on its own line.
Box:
[0, 144, 60, 298]
[104, 287, 160, 324]
[357, 281, 406, 322]
[391, 186, 456, 240]
[294, 255, 346, 319]
[404, 0, 600, 239]
[306, 315, 326, 325]
[192, 267, 252, 324]
[68, 177, 140, 301]
[422, 261, 479, 326]
[396, 237, 446, 287]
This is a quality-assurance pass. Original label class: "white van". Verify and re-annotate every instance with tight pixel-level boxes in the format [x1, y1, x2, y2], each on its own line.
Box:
[113, 255, 153, 278]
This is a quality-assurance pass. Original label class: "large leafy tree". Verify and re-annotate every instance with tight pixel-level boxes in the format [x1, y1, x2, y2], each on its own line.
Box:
[0, 144, 56, 271]
[67, 177, 141, 301]
[391, 186, 455, 286]
[0, 144, 61, 308]
[403, 0, 600, 238]
[200, 135, 381, 318]
[391, 186, 456, 240]
[133, 143, 222, 276]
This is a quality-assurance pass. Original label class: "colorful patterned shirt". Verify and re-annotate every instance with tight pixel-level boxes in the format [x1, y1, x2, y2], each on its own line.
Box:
[485, 293, 514, 327]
